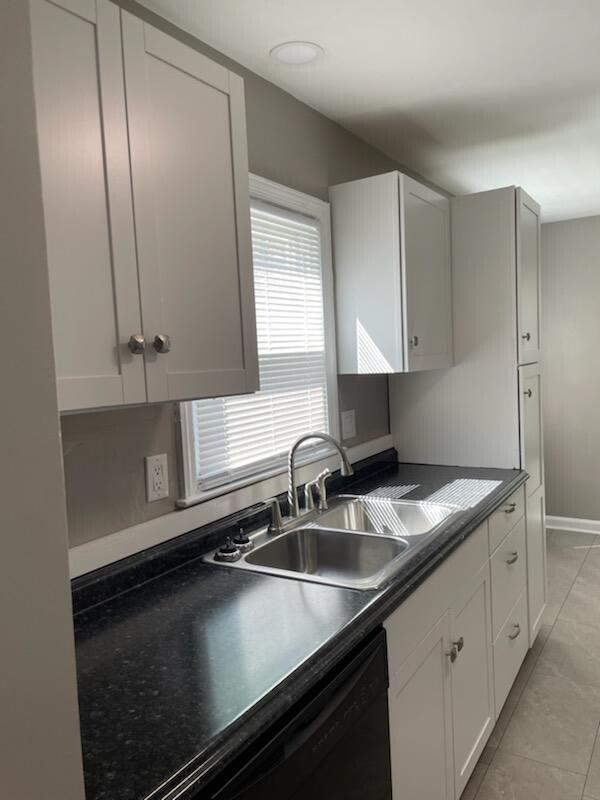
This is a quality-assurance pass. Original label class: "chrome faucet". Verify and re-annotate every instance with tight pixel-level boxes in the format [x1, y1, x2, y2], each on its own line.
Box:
[287, 432, 353, 517]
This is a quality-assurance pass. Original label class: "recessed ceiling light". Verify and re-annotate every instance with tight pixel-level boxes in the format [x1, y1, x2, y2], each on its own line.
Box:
[269, 41, 324, 65]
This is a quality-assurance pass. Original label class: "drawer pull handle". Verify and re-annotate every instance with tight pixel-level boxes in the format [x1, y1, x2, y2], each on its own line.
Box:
[504, 502, 517, 514]
[508, 623, 521, 641]
[522, 332, 531, 341]
[453, 636, 464, 652]
[447, 645, 458, 663]
[524, 388, 533, 398]
[506, 551, 519, 565]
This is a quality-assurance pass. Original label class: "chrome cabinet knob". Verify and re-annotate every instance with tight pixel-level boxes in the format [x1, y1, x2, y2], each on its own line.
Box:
[409, 335, 419, 347]
[128, 334, 146, 355]
[523, 388, 532, 398]
[447, 645, 458, 663]
[153, 334, 171, 354]
[508, 622, 521, 641]
[522, 332, 531, 341]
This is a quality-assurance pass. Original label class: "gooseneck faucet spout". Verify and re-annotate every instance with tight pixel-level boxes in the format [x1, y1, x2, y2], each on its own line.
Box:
[287, 432, 353, 517]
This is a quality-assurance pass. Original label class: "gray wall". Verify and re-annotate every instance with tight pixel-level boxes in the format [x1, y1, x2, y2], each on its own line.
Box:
[542, 216, 600, 520]
[63, 0, 420, 547]
[0, 2, 85, 795]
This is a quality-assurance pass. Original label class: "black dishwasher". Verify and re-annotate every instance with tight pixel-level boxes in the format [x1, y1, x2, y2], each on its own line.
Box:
[206, 629, 392, 800]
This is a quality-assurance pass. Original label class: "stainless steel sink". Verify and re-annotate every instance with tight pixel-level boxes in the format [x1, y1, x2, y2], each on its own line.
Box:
[204, 495, 461, 590]
[313, 495, 458, 538]
[244, 526, 410, 590]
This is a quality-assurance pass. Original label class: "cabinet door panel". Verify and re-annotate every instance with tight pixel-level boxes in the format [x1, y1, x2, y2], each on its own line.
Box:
[520, 363, 544, 497]
[402, 176, 452, 372]
[450, 565, 495, 798]
[517, 189, 541, 364]
[122, 14, 258, 402]
[526, 485, 547, 642]
[387, 614, 454, 800]
[31, 0, 145, 410]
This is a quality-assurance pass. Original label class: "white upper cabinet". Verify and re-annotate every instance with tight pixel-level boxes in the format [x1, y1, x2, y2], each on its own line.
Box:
[31, 0, 145, 411]
[330, 172, 452, 374]
[519, 362, 544, 498]
[122, 14, 258, 403]
[517, 189, 542, 365]
[30, 0, 257, 411]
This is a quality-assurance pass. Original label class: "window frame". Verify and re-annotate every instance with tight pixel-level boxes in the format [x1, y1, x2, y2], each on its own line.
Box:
[179, 173, 340, 504]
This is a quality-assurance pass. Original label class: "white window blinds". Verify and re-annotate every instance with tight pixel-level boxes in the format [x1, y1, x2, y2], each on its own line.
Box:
[187, 196, 332, 494]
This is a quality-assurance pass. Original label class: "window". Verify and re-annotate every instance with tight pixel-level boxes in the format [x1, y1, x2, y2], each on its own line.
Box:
[180, 175, 338, 501]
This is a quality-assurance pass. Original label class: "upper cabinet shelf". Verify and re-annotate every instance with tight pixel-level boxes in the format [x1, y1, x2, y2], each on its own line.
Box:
[330, 171, 452, 374]
[30, 0, 258, 412]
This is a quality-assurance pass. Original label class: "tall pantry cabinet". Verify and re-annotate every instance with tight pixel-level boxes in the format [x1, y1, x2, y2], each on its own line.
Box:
[390, 186, 546, 644]
[29, 0, 258, 412]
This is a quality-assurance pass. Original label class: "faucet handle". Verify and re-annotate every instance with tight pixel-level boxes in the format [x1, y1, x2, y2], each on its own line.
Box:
[265, 497, 283, 535]
[304, 481, 317, 512]
[316, 469, 332, 511]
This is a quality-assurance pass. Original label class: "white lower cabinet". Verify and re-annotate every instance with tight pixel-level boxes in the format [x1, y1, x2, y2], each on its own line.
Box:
[388, 613, 454, 800]
[450, 565, 495, 798]
[526, 485, 547, 642]
[385, 508, 535, 800]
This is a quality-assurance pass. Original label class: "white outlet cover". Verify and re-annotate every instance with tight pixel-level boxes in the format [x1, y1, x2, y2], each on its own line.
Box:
[145, 454, 169, 503]
[341, 409, 356, 441]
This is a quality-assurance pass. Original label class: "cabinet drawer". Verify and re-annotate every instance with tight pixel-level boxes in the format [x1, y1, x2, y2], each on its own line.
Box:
[491, 517, 527, 639]
[493, 591, 529, 715]
[488, 486, 525, 553]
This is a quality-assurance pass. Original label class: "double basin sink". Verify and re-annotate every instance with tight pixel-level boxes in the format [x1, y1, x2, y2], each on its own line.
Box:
[207, 495, 461, 591]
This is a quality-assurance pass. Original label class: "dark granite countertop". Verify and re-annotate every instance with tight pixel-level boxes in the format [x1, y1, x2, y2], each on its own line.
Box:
[74, 459, 526, 800]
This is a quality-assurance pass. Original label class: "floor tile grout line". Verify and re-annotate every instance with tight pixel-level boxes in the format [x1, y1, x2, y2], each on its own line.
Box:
[490, 746, 592, 777]
[545, 536, 593, 629]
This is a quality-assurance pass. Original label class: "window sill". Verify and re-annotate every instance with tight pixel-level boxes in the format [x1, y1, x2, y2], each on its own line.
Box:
[176, 447, 334, 508]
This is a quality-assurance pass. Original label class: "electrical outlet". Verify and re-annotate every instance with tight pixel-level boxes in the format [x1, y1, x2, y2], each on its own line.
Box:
[341, 409, 356, 441]
[145, 454, 169, 502]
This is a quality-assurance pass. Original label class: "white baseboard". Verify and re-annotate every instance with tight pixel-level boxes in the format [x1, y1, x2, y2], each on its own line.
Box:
[546, 515, 600, 535]
[69, 434, 394, 578]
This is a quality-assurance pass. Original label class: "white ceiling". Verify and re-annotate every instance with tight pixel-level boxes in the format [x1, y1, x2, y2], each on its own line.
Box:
[139, 0, 600, 222]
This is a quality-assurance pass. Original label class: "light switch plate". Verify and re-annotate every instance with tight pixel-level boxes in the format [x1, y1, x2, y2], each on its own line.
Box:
[145, 453, 169, 502]
[341, 409, 356, 441]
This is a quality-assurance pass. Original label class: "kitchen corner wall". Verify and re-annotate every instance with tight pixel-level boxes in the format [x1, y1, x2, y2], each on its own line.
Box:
[60, 0, 427, 547]
[541, 215, 600, 521]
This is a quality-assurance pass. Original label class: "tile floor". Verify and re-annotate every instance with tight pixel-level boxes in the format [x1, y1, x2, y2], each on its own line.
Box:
[462, 530, 600, 800]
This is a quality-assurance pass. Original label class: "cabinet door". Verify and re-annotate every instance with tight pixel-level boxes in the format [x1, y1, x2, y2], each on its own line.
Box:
[519, 362, 544, 497]
[30, 0, 145, 410]
[526, 485, 547, 642]
[122, 14, 258, 402]
[401, 175, 452, 372]
[517, 189, 541, 365]
[450, 564, 495, 798]
[387, 614, 454, 800]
